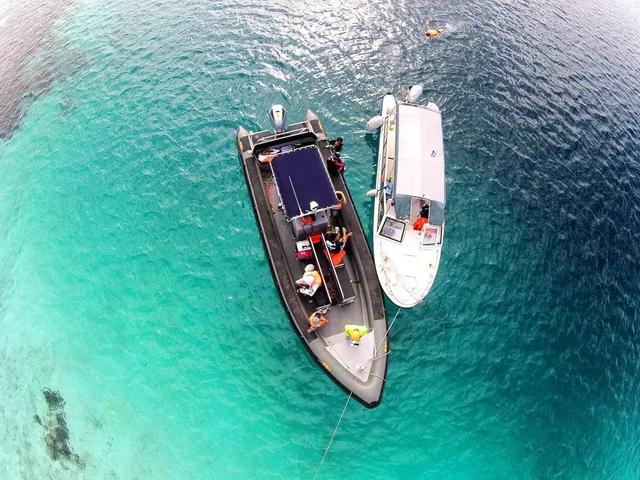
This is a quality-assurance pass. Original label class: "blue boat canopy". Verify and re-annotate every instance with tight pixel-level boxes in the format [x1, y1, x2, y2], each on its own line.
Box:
[270, 146, 338, 219]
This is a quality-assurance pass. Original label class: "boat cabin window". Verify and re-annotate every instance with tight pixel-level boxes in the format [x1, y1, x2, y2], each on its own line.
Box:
[380, 217, 405, 242]
[429, 201, 445, 226]
[393, 195, 411, 220]
[421, 226, 442, 246]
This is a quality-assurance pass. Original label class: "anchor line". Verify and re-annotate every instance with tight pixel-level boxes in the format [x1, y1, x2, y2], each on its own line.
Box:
[312, 308, 402, 479]
[374, 307, 402, 357]
[311, 375, 358, 480]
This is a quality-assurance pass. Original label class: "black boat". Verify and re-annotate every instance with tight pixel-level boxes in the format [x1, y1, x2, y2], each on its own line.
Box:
[236, 106, 388, 408]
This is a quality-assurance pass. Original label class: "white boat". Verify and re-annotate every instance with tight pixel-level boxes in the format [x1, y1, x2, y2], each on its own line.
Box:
[367, 87, 446, 308]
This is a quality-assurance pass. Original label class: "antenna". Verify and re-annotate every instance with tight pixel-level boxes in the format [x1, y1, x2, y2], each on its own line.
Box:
[289, 176, 303, 216]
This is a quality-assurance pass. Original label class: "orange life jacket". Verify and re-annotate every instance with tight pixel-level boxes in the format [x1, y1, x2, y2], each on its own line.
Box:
[413, 217, 428, 230]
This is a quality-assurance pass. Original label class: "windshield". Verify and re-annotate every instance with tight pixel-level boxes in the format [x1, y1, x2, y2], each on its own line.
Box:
[394, 195, 411, 220]
[430, 201, 445, 226]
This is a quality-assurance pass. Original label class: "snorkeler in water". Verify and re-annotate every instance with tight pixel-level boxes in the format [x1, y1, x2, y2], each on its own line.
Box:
[425, 28, 446, 38]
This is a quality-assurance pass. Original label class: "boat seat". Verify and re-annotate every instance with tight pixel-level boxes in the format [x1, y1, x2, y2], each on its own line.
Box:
[307, 238, 333, 308]
[320, 234, 356, 305]
[333, 261, 355, 304]
[312, 283, 331, 309]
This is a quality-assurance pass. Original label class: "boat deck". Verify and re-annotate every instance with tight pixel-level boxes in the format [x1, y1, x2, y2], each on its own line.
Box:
[266, 152, 375, 340]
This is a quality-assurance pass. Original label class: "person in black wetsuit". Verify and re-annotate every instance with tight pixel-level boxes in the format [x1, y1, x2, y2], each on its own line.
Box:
[329, 136, 343, 153]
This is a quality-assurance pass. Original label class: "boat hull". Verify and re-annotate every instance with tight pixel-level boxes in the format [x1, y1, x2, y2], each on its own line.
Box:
[236, 112, 388, 408]
[371, 95, 445, 307]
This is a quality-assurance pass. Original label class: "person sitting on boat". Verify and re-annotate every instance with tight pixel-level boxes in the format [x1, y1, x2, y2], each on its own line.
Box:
[326, 225, 339, 239]
[307, 310, 329, 333]
[345, 324, 368, 346]
[326, 227, 352, 252]
[332, 191, 347, 212]
[296, 264, 323, 296]
[328, 136, 343, 153]
[413, 203, 430, 230]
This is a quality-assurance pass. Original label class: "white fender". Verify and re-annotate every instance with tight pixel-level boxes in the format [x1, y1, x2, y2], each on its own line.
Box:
[407, 84, 423, 103]
[382, 94, 396, 116]
[366, 115, 384, 131]
[367, 94, 397, 130]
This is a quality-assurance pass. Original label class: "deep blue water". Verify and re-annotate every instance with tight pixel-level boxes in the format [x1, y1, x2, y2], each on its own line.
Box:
[1, 0, 640, 478]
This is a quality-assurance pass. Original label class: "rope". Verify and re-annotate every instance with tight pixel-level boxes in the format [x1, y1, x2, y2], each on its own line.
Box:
[370, 351, 390, 362]
[311, 308, 402, 479]
[374, 307, 402, 356]
[311, 376, 357, 480]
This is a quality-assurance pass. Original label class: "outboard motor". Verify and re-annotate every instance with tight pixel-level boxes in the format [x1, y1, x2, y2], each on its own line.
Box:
[268, 104, 287, 133]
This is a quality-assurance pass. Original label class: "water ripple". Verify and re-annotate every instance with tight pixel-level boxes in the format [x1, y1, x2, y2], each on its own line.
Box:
[1, 0, 640, 478]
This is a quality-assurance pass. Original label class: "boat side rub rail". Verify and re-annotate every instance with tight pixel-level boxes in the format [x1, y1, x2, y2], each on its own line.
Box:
[253, 128, 313, 153]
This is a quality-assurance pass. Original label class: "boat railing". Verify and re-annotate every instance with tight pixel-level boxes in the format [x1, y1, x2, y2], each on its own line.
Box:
[380, 117, 389, 187]
[253, 127, 311, 150]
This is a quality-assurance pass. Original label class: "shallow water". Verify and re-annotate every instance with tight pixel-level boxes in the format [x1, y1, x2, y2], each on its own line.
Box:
[1, 0, 640, 478]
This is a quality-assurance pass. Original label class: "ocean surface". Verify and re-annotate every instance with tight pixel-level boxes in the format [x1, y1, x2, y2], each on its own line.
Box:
[1, 0, 640, 478]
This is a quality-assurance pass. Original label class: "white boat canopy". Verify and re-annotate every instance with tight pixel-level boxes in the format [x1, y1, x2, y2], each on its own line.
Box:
[395, 103, 445, 203]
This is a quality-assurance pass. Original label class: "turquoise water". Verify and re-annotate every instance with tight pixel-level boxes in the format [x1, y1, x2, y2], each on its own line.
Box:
[1, 0, 640, 478]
